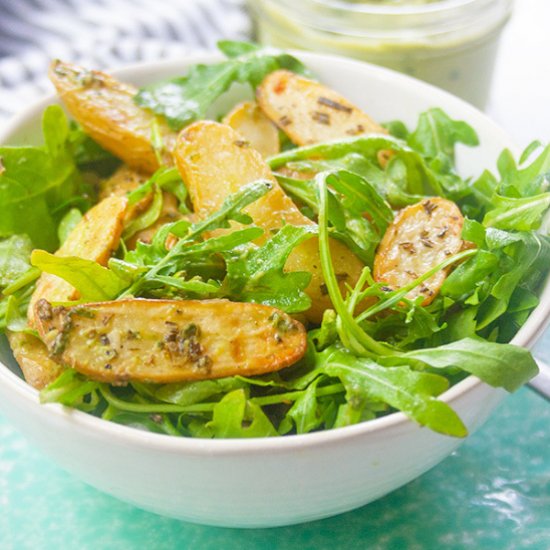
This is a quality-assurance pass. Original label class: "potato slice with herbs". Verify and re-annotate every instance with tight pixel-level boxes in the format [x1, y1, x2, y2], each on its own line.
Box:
[28, 196, 127, 324]
[222, 101, 280, 158]
[34, 299, 306, 384]
[175, 121, 365, 323]
[99, 165, 151, 223]
[175, 121, 304, 230]
[7, 331, 64, 390]
[49, 60, 176, 173]
[373, 198, 465, 305]
[257, 69, 387, 146]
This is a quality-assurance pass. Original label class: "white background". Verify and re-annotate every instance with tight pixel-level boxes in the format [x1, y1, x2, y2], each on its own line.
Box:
[488, 0, 550, 146]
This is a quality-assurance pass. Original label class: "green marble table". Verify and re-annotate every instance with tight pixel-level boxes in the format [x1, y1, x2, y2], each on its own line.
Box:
[1, 331, 548, 550]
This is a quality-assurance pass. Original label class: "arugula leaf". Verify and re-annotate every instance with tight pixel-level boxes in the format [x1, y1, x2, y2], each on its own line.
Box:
[126, 166, 188, 210]
[394, 338, 538, 392]
[125, 227, 263, 298]
[122, 181, 272, 296]
[269, 134, 405, 170]
[383, 120, 410, 140]
[277, 169, 392, 263]
[123, 185, 164, 239]
[286, 379, 323, 434]
[135, 41, 309, 130]
[108, 412, 180, 435]
[441, 250, 499, 299]
[407, 108, 479, 163]
[0, 235, 33, 288]
[322, 170, 392, 264]
[327, 170, 393, 234]
[320, 348, 466, 437]
[185, 180, 273, 237]
[222, 224, 315, 312]
[31, 250, 127, 301]
[476, 231, 550, 329]
[0, 106, 92, 249]
[40, 369, 101, 411]
[269, 133, 466, 206]
[154, 377, 247, 406]
[205, 389, 278, 438]
[483, 192, 550, 231]
[311, 309, 339, 351]
[151, 276, 221, 298]
[57, 208, 83, 244]
[497, 143, 550, 198]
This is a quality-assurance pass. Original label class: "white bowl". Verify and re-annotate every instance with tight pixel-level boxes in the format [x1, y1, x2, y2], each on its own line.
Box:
[1, 52, 549, 528]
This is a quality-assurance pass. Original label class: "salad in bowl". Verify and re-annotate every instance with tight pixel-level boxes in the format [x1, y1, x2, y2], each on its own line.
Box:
[1, 41, 549, 444]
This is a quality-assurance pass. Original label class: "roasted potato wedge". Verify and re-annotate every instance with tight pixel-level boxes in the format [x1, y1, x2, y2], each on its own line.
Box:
[175, 121, 365, 323]
[7, 331, 64, 390]
[50, 60, 176, 173]
[373, 198, 465, 305]
[34, 299, 306, 384]
[257, 70, 387, 146]
[99, 165, 151, 223]
[28, 196, 127, 323]
[175, 121, 305, 230]
[99, 165, 150, 200]
[223, 101, 280, 158]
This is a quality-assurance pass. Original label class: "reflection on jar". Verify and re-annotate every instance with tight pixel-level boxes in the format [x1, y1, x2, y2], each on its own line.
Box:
[249, 0, 513, 110]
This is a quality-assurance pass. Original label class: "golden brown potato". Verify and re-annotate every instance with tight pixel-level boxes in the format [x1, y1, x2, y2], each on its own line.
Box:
[7, 331, 64, 390]
[222, 101, 280, 158]
[50, 60, 176, 173]
[175, 121, 365, 323]
[34, 299, 306, 384]
[99, 165, 150, 200]
[99, 165, 151, 223]
[373, 198, 465, 305]
[257, 70, 387, 146]
[175, 121, 305, 232]
[28, 196, 127, 324]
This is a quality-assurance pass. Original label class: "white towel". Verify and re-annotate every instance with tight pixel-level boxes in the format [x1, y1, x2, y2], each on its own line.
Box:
[0, 0, 250, 122]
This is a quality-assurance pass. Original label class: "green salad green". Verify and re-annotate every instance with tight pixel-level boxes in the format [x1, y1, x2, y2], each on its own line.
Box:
[1, 41, 548, 439]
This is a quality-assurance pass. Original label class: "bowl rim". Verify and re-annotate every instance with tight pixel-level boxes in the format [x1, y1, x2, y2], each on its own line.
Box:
[1, 50, 549, 455]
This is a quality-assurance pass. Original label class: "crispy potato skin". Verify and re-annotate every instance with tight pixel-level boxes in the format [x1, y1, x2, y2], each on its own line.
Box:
[49, 60, 176, 173]
[7, 331, 64, 390]
[373, 198, 465, 305]
[28, 196, 128, 324]
[34, 299, 306, 384]
[222, 101, 280, 158]
[175, 121, 365, 323]
[257, 70, 387, 146]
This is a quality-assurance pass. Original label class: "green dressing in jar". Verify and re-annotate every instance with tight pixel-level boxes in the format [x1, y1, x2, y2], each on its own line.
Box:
[249, 0, 513, 109]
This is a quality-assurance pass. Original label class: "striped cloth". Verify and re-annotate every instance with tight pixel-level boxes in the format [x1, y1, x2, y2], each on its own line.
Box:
[0, 0, 250, 122]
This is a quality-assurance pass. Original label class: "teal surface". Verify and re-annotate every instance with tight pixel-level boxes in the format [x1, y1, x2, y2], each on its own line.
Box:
[1, 334, 549, 550]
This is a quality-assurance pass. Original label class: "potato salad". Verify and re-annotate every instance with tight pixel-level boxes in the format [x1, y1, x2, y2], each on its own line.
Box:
[1, 41, 548, 439]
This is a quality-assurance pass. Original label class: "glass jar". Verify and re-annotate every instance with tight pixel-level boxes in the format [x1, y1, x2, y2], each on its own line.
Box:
[249, 0, 513, 109]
